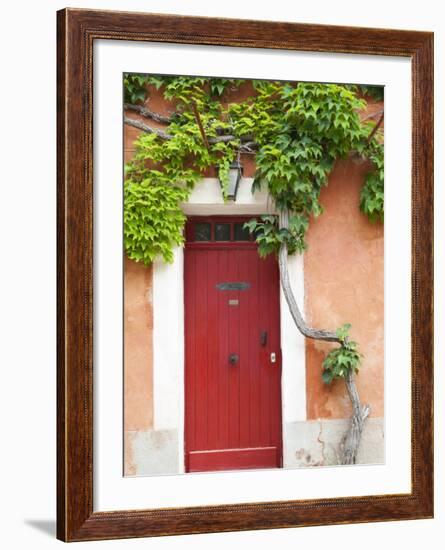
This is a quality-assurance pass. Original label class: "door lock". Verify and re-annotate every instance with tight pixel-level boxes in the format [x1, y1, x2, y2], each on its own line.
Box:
[270, 352, 276, 364]
[229, 353, 239, 365]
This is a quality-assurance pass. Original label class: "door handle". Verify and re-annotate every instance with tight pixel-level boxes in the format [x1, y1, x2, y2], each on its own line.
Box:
[260, 330, 267, 346]
[228, 353, 239, 365]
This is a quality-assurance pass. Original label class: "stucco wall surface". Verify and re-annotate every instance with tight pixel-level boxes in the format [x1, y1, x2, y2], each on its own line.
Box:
[124, 257, 154, 433]
[304, 159, 384, 420]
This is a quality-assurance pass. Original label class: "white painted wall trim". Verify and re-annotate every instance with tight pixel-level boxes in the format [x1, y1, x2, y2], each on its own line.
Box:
[280, 254, 307, 467]
[281, 254, 307, 422]
[152, 247, 185, 431]
[182, 177, 273, 215]
[153, 247, 186, 473]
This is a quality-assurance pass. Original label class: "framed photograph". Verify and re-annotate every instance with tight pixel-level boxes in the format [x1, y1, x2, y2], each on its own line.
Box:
[57, 8, 433, 542]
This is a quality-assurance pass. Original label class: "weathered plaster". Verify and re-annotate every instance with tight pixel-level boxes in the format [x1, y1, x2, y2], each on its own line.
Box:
[304, 159, 384, 420]
[124, 257, 153, 432]
[125, 429, 179, 476]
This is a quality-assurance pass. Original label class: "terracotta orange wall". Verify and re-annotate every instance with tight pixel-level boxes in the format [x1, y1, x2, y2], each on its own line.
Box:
[304, 159, 384, 419]
[124, 256, 154, 431]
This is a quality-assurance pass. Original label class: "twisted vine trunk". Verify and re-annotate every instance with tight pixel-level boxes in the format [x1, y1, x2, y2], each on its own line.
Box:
[341, 372, 370, 464]
[278, 211, 370, 465]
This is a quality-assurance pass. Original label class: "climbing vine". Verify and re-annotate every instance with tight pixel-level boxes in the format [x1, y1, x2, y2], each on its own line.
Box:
[124, 77, 244, 264]
[123, 75, 384, 462]
[360, 138, 384, 222]
[124, 77, 383, 264]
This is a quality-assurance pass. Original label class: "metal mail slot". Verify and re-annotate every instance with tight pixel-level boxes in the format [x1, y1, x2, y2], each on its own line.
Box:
[216, 282, 250, 291]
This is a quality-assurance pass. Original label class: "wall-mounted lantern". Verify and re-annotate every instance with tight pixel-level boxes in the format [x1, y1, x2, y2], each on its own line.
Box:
[220, 159, 243, 201]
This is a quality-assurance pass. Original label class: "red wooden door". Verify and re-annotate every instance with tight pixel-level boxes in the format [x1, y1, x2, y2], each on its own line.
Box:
[184, 217, 282, 472]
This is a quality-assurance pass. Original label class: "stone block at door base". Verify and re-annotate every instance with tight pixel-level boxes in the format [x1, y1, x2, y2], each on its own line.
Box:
[283, 417, 384, 468]
[125, 429, 179, 476]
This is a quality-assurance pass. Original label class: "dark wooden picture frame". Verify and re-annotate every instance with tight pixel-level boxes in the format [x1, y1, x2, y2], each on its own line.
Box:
[57, 8, 433, 542]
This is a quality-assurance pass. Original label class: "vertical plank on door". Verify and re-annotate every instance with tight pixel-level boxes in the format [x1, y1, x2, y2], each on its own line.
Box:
[227, 249, 240, 449]
[206, 249, 219, 449]
[269, 255, 283, 463]
[184, 250, 196, 456]
[238, 249, 252, 448]
[217, 250, 229, 449]
[194, 251, 208, 450]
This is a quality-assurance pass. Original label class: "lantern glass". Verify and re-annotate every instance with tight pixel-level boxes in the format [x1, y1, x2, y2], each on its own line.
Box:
[220, 160, 242, 201]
